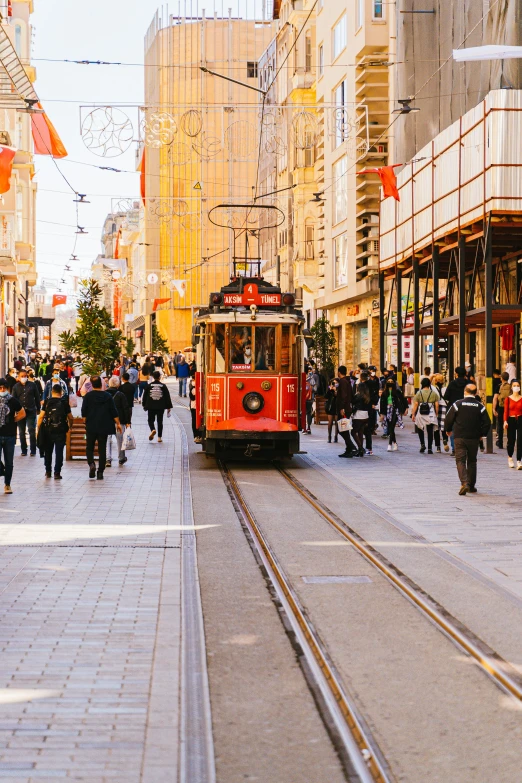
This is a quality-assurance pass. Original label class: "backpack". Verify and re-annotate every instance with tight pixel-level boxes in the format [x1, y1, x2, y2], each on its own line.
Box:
[499, 382, 511, 406]
[419, 390, 435, 415]
[45, 400, 65, 432]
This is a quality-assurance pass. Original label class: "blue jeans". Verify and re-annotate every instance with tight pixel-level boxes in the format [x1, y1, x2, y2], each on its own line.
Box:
[178, 377, 187, 396]
[132, 383, 138, 400]
[18, 411, 37, 454]
[138, 381, 148, 399]
[0, 435, 16, 486]
[44, 436, 65, 475]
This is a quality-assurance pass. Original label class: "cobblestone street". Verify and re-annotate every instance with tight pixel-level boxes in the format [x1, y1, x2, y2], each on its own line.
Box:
[0, 395, 183, 782]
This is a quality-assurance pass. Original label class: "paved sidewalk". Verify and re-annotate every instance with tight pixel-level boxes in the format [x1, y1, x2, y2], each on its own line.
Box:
[305, 420, 522, 603]
[0, 395, 182, 782]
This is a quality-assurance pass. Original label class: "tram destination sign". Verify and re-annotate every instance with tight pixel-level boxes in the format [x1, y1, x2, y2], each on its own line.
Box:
[223, 283, 281, 307]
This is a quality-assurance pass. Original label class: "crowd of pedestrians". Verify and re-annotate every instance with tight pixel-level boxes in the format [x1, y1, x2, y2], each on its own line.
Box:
[0, 348, 193, 491]
[303, 356, 522, 495]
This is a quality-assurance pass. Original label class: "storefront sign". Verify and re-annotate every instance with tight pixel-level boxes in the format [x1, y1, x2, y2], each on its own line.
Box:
[346, 304, 360, 316]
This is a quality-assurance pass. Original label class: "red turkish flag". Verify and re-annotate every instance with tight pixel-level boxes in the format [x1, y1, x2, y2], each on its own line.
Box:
[153, 298, 170, 311]
[139, 147, 146, 206]
[0, 146, 16, 194]
[358, 164, 402, 201]
[52, 294, 67, 307]
[31, 104, 67, 158]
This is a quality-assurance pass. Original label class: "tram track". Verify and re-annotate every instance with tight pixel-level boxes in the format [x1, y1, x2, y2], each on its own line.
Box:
[220, 456, 522, 783]
[219, 460, 392, 783]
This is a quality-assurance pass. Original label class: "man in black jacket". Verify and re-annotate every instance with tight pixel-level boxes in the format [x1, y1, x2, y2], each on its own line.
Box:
[336, 366, 354, 458]
[81, 376, 121, 480]
[12, 369, 41, 456]
[445, 384, 491, 495]
[119, 372, 135, 422]
[142, 371, 173, 443]
[36, 384, 72, 479]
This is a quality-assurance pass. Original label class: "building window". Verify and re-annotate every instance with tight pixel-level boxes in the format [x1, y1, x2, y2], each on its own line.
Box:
[333, 156, 348, 224]
[357, 0, 364, 29]
[334, 233, 348, 288]
[14, 24, 22, 57]
[373, 0, 384, 19]
[333, 14, 346, 60]
[247, 61, 258, 79]
[305, 224, 314, 259]
[334, 80, 347, 148]
[318, 44, 324, 77]
[305, 32, 312, 72]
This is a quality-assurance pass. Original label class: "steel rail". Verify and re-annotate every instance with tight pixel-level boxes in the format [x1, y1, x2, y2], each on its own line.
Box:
[220, 461, 391, 783]
[276, 464, 522, 703]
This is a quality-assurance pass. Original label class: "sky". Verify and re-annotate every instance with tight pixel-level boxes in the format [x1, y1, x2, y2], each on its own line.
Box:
[31, 0, 157, 296]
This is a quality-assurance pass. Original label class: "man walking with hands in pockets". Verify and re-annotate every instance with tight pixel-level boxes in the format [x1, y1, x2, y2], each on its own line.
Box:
[445, 384, 491, 495]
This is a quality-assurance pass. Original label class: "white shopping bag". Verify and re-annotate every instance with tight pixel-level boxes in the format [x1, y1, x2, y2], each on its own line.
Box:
[122, 427, 136, 451]
[337, 416, 352, 432]
[68, 392, 78, 408]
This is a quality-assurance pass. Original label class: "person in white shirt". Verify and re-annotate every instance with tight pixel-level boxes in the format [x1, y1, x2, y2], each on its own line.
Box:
[506, 353, 517, 382]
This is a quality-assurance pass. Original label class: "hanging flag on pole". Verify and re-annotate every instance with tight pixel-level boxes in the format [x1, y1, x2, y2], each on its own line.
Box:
[358, 164, 402, 201]
[152, 297, 171, 312]
[31, 104, 67, 158]
[52, 294, 67, 307]
[170, 279, 187, 297]
[139, 147, 146, 205]
[0, 146, 16, 194]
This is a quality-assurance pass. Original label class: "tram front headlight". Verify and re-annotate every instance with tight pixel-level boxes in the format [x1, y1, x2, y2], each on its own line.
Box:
[243, 391, 264, 414]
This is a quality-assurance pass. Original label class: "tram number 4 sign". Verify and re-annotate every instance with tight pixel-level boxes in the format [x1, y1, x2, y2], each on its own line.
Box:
[223, 283, 281, 307]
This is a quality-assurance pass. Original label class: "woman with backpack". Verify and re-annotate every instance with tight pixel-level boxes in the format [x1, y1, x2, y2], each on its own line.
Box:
[379, 378, 407, 451]
[411, 377, 440, 453]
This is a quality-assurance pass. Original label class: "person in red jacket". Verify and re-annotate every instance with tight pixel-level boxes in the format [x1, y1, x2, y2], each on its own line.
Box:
[504, 380, 522, 469]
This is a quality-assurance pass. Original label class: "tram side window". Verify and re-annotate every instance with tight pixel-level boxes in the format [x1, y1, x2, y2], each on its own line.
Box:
[255, 326, 276, 371]
[215, 324, 226, 372]
[281, 325, 291, 373]
[230, 325, 252, 371]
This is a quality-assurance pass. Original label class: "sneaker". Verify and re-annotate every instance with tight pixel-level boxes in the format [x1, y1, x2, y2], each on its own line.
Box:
[468, 487, 478, 493]
[334, 438, 338, 443]
[45, 472, 51, 478]
[509, 457, 515, 469]
[118, 457, 128, 465]
[194, 437, 203, 444]
[20, 452, 27, 457]
[338, 452, 353, 458]
[4, 485, 12, 494]
[149, 429, 156, 441]
[105, 459, 112, 468]
[443, 443, 450, 452]
[420, 446, 426, 453]
[158, 437, 163, 443]
[30, 452, 36, 457]
[89, 463, 96, 479]
[54, 474, 62, 480]
[436, 448, 441, 453]
[517, 462, 522, 471]
[392, 443, 398, 451]
[387, 444, 393, 452]
[96, 471, 104, 480]
[458, 484, 469, 496]
[365, 450, 373, 455]
[427, 449, 433, 454]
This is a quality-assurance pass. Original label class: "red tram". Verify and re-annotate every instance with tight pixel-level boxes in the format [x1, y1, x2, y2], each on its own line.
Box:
[193, 276, 311, 458]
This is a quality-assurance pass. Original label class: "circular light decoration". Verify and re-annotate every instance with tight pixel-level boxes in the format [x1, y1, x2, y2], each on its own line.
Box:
[112, 270, 121, 280]
[142, 111, 177, 148]
[81, 107, 134, 158]
[180, 109, 202, 137]
[292, 109, 318, 150]
[147, 273, 159, 284]
[192, 133, 221, 160]
[168, 141, 192, 166]
[224, 120, 257, 159]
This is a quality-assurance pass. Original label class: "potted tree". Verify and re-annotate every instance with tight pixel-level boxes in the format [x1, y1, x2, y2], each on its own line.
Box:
[309, 316, 339, 424]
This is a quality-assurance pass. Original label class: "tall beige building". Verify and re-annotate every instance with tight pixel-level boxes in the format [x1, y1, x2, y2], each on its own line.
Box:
[142, 10, 273, 352]
[313, 0, 390, 366]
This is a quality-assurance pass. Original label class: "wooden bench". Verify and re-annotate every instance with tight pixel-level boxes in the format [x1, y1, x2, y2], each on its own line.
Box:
[314, 395, 330, 424]
[66, 417, 98, 460]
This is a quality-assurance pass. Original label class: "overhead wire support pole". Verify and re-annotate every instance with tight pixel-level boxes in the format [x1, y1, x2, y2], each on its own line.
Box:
[458, 235, 467, 369]
[379, 271, 385, 372]
[396, 267, 402, 387]
[413, 258, 420, 391]
[432, 245, 440, 374]
[485, 217, 493, 454]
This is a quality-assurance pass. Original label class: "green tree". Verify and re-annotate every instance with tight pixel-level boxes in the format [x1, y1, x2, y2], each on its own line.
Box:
[152, 324, 169, 353]
[58, 279, 123, 375]
[125, 338, 135, 357]
[310, 316, 339, 381]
